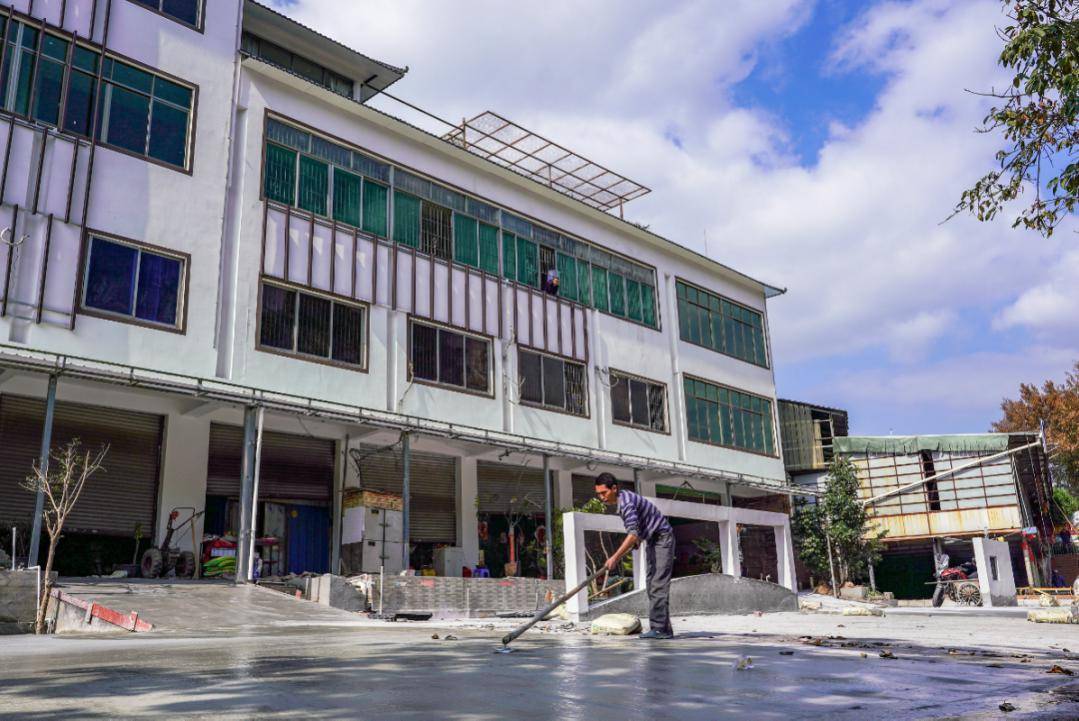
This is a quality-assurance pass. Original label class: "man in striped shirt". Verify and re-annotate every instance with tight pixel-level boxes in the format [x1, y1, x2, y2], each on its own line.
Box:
[595, 473, 675, 639]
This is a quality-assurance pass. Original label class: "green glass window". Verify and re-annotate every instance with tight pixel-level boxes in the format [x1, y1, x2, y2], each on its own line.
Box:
[393, 191, 421, 248]
[577, 261, 591, 306]
[332, 169, 361, 227]
[641, 284, 656, 328]
[682, 376, 774, 454]
[297, 156, 328, 216]
[362, 181, 388, 237]
[626, 279, 642, 322]
[517, 237, 538, 287]
[264, 143, 296, 205]
[478, 223, 500, 275]
[31, 35, 68, 125]
[608, 273, 626, 317]
[591, 266, 609, 312]
[502, 231, 517, 279]
[96, 57, 193, 169]
[557, 253, 577, 301]
[453, 214, 479, 267]
[675, 280, 768, 368]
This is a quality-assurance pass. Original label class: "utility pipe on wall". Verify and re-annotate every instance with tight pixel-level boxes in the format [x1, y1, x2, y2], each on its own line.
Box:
[543, 454, 553, 578]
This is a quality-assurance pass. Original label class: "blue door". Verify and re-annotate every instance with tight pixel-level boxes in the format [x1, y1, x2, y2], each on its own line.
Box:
[286, 505, 330, 574]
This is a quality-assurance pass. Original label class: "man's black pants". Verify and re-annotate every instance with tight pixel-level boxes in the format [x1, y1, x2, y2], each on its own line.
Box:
[646, 529, 675, 634]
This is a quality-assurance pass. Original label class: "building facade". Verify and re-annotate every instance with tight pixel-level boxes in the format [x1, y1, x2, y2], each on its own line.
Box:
[0, 0, 792, 579]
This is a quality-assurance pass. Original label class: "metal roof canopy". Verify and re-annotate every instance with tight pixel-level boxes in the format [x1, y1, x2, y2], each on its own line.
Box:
[443, 111, 650, 215]
[243, 0, 407, 101]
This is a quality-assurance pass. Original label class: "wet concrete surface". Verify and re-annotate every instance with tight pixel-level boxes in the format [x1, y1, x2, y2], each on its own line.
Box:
[4, 612, 1079, 720]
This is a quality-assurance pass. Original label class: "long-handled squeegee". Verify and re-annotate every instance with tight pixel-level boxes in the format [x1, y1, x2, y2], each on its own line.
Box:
[498, 568, 607, 652]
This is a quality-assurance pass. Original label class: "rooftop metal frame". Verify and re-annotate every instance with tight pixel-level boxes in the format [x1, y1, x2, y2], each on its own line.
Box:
[443, 111, 650, 217]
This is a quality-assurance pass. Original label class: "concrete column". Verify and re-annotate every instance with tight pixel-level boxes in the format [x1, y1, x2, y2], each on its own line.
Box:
[720, 520, 742, 577]
[773, 523, 797, 591]
[564, 511, 588, 619]
[28, 374, 57, 566]
[156, 414, 211, 547]
[458, 457, 479, 568]
[555, 470, 573, 509]
[236, 406, 263, 584]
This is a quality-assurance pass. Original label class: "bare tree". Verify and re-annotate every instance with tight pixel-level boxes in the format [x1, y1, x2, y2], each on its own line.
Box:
[21, 439, 108, 634]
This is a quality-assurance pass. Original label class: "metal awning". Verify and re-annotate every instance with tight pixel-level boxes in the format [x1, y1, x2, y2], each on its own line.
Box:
[0, 344, 797, 496]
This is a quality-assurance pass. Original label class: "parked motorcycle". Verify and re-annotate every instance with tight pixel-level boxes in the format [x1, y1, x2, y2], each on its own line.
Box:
[931, 559, 981, 607]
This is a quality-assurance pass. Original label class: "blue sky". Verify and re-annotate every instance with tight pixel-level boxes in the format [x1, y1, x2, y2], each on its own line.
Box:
[278, 0, 1077, 437]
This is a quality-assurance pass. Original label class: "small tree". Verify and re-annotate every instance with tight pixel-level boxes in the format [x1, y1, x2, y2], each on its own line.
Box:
[792, 457, 886, 589]
[21, 439, 107, 634]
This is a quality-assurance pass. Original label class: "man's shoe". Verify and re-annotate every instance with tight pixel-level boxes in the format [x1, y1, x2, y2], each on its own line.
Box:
[638, 630, 673, 640]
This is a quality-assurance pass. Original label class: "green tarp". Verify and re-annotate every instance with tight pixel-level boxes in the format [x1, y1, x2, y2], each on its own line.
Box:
[834, 435, 1011, 455]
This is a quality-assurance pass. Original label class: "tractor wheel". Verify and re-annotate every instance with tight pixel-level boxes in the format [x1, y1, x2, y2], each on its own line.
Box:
[175, 551, 197, 578]
[957, 582, 982, 606]
[140, 548, 163, 578]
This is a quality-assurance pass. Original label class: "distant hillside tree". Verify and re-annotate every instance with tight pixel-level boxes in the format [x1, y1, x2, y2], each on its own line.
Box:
[992, 360, 1079, 492]
[954, 0, 1078, 236]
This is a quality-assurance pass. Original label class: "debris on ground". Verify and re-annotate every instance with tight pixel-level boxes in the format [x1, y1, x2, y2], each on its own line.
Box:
[1028, 608, 1079, 624]
[779, 651, 794, 656]
[590, 613, 641, 636]
[735, 657, 753, 670]
[1048, 665, 1074, 676]
[879, 650, 897, 659]
[431, 633, 439, 639]
[999, 701, 1016, 712]
[843, 606, 884, 617]
[799, 600, 822, 612]
[443, 634, 458, 641]
[1039, 593, 1060, 608]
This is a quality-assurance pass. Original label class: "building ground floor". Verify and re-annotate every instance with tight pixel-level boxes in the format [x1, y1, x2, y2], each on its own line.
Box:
[872, 536, 1036, 600]
[0, 362, 794, 584]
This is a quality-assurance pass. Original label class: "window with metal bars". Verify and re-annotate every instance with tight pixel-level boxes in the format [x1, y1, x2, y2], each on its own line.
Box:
[409, 321, 491, 394]
[683, 376, 775, 455]
[517, 348, 587, 416]
[676, 280, 768, 368]
[259, 282, 365, 368]
[420, 201, 452, 260]
[609, 372, 667, 433]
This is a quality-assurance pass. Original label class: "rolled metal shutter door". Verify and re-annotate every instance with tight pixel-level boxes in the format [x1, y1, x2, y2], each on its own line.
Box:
[353, 445, 457, 543]
[206, 423, 333, 503]
[0, 394, 162, 536]
[477, 461, 545, 515]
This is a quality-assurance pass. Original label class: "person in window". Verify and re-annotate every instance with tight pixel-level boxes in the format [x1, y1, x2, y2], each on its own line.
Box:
[594, 473, 675, 639]
[544, 268, 560, 296]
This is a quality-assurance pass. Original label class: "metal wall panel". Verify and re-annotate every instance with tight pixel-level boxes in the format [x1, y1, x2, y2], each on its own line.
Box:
[0, 394, 162, 536]
[353, 445, 456, 543]
[477, 461, 545, 515]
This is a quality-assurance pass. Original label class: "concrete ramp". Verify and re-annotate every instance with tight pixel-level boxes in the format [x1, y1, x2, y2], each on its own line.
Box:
[582, 573, 797, 621]
[50, 579, 369, 635]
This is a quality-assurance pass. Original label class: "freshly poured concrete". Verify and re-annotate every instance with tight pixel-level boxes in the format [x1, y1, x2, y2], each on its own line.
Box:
[4, 599, 1079, 719]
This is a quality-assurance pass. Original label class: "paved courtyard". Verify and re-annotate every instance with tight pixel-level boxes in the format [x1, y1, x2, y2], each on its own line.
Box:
[3, 602, 1079, 720]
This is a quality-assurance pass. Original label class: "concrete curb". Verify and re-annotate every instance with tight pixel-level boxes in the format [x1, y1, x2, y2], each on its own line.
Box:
[50, 589, 155, 633]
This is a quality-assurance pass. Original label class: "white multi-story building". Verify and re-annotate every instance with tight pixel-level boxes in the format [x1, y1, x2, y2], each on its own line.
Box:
[0, 0, 791, 581]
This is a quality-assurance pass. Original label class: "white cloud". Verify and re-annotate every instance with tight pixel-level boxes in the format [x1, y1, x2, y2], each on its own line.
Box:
[994, 248, 1079, 335]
